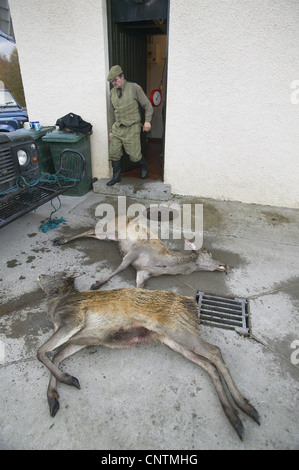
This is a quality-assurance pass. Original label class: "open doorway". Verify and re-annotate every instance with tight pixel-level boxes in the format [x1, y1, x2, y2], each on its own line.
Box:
[106, 0, 168, 181]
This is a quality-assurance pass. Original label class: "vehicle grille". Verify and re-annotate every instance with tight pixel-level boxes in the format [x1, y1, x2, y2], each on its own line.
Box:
[0, 145, 16, 184]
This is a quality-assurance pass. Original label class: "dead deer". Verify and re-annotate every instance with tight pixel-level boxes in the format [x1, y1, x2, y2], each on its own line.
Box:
[37, 272, 260, 440]
[53, 215, 226, 290]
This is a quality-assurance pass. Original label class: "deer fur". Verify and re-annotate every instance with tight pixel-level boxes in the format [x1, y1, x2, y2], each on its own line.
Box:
[37, 272, 260, 440]
[53, 215, 226, 290]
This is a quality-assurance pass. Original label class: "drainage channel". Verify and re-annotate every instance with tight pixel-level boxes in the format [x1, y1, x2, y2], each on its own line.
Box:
[196, 291, 250, 336]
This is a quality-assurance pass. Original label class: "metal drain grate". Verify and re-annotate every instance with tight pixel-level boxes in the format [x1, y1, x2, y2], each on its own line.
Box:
[196, 291, 250, 336]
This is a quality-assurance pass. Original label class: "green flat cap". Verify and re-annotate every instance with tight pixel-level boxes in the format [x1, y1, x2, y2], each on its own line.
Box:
[107, 65, 123, 81]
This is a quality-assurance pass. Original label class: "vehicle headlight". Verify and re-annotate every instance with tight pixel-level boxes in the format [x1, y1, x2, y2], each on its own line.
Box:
[17, 149, 29, 166]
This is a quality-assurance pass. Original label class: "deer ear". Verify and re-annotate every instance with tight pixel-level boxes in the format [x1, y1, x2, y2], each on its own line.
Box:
[185, 240, 197, 250]
[70, 272, 82, 279]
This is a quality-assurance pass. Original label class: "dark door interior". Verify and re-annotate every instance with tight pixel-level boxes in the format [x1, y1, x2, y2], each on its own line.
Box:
[106, 0, 168, 180]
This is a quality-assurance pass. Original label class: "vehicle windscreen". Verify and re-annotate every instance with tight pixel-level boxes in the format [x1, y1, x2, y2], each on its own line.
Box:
[0, 90, 19, 107]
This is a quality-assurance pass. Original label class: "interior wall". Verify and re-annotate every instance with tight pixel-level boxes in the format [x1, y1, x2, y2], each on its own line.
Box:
[165, 0, 299, 208]
[8, 0, 110, 179]
[146, 35, 167, 139]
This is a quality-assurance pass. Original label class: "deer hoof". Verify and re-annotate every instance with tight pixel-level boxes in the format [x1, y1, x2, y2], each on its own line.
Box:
[71, 376, 81, 389]
[49, 397, 60, 417]
[235, 421, 244, 441]
[90, 281, 101, 290]
[63, 372, 81, 389]
[251, 408, 260, 425]
[53, 237, 64, 246]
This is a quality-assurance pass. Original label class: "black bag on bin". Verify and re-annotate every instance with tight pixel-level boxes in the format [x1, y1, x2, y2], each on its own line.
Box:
[56, 112, 92, 135]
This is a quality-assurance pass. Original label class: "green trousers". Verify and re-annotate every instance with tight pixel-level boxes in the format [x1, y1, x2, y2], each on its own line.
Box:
[109, 122, 142, 162]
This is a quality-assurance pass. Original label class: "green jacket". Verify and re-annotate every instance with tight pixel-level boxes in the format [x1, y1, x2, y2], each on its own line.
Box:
[108, 81, 153, 133]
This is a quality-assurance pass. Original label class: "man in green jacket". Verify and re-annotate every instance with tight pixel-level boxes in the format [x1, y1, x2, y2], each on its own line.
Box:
[107, 65, 153, 186]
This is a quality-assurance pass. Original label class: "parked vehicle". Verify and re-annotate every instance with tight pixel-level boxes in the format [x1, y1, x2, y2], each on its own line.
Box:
[0, 89, 28, 132]
[0, 131, 86, 228]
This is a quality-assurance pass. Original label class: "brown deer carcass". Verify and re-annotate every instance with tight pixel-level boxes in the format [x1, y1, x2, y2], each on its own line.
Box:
[37, 272, 259, 440]
[53, 215, 226, 290]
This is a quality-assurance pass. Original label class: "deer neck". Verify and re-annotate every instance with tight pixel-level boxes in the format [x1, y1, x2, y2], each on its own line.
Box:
[155, 251, 197, 273]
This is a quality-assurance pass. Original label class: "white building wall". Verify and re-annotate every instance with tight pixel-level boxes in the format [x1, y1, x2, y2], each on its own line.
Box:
[9, 0, 299, 208]
[165, 0, 299, 208]
[8, 0, 110, 179]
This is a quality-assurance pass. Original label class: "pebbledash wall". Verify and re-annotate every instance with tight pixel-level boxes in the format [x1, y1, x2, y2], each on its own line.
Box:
[165, 0, 299, 207]
[8, 0, 111, 180]
[9, 0, 299, 208]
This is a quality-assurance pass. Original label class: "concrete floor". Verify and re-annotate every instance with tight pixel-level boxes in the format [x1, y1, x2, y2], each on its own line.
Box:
[0, 189, 298, 450]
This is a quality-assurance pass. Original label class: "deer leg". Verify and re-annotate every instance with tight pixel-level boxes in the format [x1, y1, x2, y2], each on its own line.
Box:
[164, 328, 260, 424]
[37, 325, 83, 388]
[53, 228, 97, 246]
[192, 337, 260, 425]
[170, 331, 260, 426]
[136, 270, 151, 288]
[90, 250, 138, 290]
[211, 353, 260, 425]
[160, 336, 245, 439]
[46, 344, 86, 417]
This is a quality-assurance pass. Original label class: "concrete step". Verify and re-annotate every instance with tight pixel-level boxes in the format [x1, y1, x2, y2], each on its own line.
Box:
[93, 177, 172, 201]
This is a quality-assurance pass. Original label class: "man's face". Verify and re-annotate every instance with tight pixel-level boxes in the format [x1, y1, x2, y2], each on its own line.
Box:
[111, 74, 125, 88]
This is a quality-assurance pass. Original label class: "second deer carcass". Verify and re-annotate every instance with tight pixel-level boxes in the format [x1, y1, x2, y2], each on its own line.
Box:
[53, 215, 226, 290]
[37, 272, 260, 440]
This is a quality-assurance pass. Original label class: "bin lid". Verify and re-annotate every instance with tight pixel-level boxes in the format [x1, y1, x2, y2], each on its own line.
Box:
[15, 126, 55, 140]
[42, 130, 85, 143]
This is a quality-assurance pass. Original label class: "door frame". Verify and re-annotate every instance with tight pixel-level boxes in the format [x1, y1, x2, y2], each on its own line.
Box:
[106, 0, 169, 180]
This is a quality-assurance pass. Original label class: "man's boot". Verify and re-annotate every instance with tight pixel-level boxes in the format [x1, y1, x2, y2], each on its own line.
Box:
[107, 160, 121, 186]
[139, 155, 148, 179]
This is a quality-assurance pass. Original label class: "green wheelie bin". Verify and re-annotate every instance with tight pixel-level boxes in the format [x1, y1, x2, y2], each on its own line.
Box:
[42, 130, 92, 196]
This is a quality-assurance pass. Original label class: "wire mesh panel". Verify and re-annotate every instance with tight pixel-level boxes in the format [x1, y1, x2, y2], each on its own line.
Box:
[56, 149, 86, 187]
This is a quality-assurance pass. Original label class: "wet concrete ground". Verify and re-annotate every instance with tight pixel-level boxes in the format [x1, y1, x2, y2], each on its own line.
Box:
[0, 190, 298, 450]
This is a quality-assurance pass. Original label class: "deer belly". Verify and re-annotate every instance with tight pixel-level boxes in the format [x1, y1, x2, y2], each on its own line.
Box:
[107, 326, 159, 348]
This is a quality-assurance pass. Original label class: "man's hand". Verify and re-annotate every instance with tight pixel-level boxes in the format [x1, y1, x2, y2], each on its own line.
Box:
[143, 122, 151, 132]
[108, 132, 112, 142]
